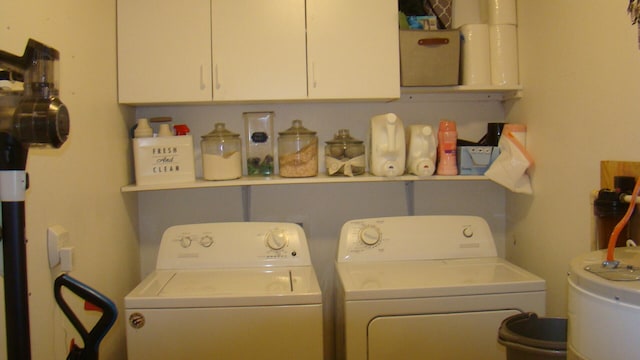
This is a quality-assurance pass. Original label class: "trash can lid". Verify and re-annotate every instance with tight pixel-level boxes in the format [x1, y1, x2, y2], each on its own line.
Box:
[498, 312, 567, 352]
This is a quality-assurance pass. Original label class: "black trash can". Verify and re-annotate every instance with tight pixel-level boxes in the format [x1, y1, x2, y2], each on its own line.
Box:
[498, 312, 567, 360]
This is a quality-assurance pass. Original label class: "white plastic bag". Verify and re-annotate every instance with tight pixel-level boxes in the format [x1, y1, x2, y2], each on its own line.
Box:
[484, 126, 534, 194]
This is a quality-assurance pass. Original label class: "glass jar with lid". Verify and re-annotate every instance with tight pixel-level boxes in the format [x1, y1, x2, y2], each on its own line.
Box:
[278, 120, 318, 178]
[201, 123, 242, 180]
[325, 129, 365, 176]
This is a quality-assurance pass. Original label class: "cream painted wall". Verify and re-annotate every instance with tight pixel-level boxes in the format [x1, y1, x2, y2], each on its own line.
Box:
[0, 1, 139, 359]
[508, 1, 640, 316]
[3, 0, 629, 357]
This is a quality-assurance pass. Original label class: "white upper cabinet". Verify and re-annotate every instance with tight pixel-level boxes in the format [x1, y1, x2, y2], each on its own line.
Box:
[306, 0, 400, 100]
[117, 0, 212, 104]
[117, 0, 399, 104]
[211, 0, 308, 101]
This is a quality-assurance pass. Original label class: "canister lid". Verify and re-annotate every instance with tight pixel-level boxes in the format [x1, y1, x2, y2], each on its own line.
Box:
[278, 119, 316, 136]
[325, 129, 363, 145]
[202, 123, 239, 139]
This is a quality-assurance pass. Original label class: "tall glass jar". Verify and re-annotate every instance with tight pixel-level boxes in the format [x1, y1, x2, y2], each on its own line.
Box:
[325, 129, 365, 176]
[278, 120, 318, 178]
[201, 123, 242, 180]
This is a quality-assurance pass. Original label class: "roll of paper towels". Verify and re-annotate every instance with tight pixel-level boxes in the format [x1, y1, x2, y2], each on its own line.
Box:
[488, 0, 517, 25]
[460, 24, 491, 86]
[489, 24, 519, 86]
[452, 0, 488, 29]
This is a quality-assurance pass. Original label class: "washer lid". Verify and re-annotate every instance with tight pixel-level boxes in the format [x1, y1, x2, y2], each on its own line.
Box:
[336, 257, 545, 301]
[569, 247, 640, 307]
[125, 266, 321, 308]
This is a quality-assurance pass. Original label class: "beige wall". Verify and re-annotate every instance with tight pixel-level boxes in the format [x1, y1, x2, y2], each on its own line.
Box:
[508, 0, 640, 316]
[1, 0, 635, 358]
[0, 1, 139, 359]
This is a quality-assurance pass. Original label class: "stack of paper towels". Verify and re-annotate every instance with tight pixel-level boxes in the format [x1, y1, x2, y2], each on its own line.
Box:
[453, 0, 518, 86]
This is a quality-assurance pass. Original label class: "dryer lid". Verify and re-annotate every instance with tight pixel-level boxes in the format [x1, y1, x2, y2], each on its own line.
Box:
[336, 257, 545, 301]
[125, 266, 321, 308]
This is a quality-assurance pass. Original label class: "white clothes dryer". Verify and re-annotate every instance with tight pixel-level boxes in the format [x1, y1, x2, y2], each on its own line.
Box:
[335, 215, 546, 360]
[125, 222, 323, 360]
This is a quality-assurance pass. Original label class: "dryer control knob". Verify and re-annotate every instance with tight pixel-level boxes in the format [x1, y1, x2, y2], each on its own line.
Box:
[200, 235, 214, 248]
[462, 226, 474, 238]
[359, 225, 381, 246]
[179, 236, 193, 248]
[265, 229, 288, 250]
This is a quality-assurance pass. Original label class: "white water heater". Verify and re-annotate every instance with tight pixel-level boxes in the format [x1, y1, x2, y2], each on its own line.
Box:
[567, 247, 640, 359]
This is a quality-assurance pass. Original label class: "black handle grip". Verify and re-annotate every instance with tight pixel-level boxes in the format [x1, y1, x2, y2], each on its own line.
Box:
[54, 274, 118, 360]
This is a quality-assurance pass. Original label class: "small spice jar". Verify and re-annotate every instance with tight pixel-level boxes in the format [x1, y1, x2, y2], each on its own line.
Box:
[325, 129, 365, 176]
[278, 120, 318, 178]
[201, 123, 242, 180]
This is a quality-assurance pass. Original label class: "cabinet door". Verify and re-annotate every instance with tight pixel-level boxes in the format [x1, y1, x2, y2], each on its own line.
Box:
[211, 0, 307, 101]
[306, 0, 400, 100]
[117, 0, 212, 104]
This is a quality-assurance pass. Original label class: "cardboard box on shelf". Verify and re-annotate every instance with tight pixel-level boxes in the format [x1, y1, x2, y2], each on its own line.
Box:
[399, 30, 460, 86]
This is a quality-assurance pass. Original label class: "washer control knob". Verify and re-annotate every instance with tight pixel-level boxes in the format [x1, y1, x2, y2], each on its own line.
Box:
[359, 225, 381, 246]
[179, 235, 193, 248]
[265, 229, 288, 250]
[200, 235, 214, 248]
[462, 226, 474, 238]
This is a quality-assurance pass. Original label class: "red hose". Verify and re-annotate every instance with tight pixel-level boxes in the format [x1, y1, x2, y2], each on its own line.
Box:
[606, 177, 640, 262]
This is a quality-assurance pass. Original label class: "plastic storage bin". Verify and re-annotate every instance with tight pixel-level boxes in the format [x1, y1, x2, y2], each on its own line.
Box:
[498, 312, 567, 360]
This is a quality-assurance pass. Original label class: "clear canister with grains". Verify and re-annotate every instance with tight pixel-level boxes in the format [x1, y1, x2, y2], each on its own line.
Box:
[278, 120, 318, 178]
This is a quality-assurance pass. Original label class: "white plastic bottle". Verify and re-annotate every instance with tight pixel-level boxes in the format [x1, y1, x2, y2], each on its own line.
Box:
[134, 118, 153, 138]
[157, 123, 173, 137]
[406, 124, 436, 177]
[436, 119, 458, 175]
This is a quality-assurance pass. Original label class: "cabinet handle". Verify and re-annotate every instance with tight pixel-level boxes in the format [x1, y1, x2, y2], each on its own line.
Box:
[418, 38, 449, 46]
[200, 65, 206, 90]
[311, 62, 317, 88]
[214, 64, 221, 90]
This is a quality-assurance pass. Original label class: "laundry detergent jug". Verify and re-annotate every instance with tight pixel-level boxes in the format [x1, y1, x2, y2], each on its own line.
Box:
[369, 113, 405, 177]
[406, 124, 437, 177]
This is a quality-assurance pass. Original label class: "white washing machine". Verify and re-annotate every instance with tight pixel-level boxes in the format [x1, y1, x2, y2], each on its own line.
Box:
[335, 215, 546, 360]
[125, 222, 323, 359]
[567, 247, 640, 359]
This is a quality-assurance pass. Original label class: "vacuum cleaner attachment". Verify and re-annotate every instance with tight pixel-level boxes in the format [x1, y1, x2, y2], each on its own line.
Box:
[0, 38, 69, 150]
